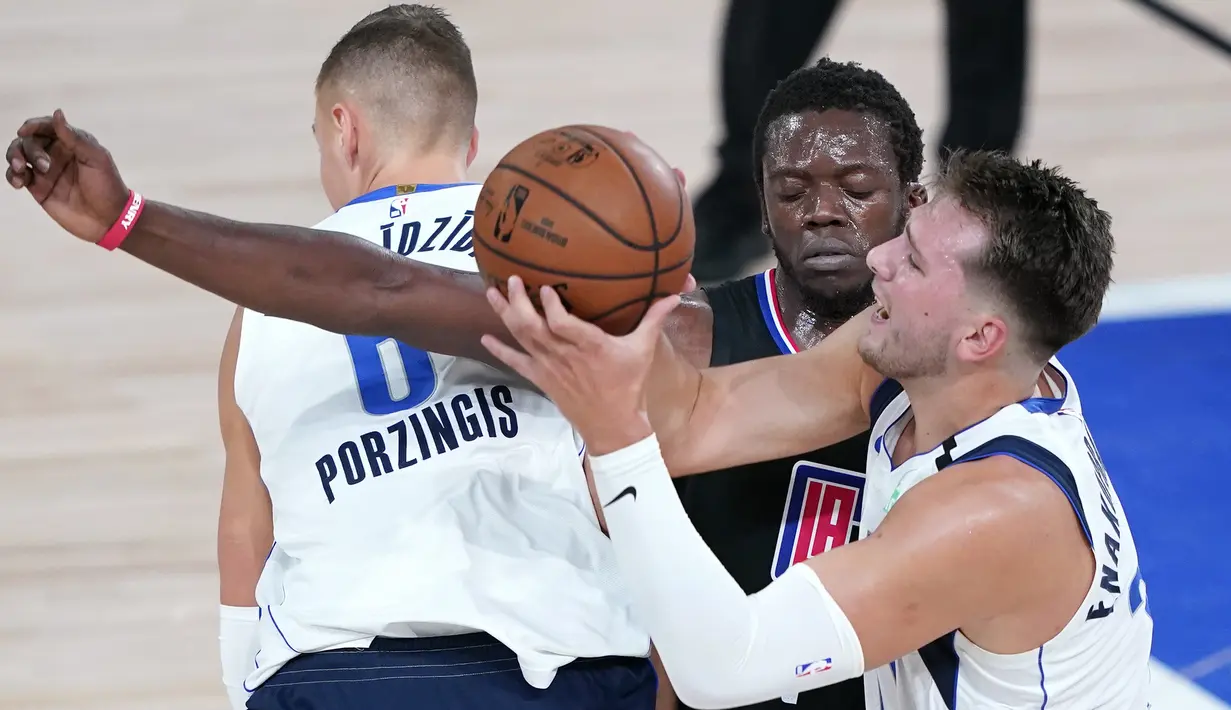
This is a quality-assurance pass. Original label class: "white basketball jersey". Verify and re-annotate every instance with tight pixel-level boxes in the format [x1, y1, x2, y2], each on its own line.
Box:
[233, 184, 649, 692]
[860, 360, 1153, 709]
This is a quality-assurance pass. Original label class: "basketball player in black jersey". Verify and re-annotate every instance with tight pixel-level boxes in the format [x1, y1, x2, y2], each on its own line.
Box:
[656, 58, 926, 710]
[11, 56, 922, 710]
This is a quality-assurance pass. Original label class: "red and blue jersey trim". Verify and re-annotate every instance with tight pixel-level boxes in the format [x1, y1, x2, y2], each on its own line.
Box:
[755, 269, 802, 355]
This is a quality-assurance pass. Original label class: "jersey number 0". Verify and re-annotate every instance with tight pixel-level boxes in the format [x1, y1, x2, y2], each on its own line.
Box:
[344, 335, 438, 415]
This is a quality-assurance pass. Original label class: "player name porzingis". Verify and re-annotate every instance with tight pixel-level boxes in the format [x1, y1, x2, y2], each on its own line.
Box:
[314, 385, 520, 504]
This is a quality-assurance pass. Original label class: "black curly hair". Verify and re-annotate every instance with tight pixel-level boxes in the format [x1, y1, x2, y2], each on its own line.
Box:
[752, 57, 924, 195]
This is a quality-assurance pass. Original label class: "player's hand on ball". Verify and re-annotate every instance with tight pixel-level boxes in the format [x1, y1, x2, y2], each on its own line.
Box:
[481, 275, 680, 456]
[7, 110, 131, 243]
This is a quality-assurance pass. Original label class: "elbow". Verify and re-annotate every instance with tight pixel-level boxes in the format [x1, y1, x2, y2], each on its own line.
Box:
[658, 644, 761, 710]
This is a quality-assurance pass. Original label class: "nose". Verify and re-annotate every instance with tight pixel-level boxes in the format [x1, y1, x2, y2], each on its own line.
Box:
[865, 241, 890, 280]
[803, 184, 848, 230]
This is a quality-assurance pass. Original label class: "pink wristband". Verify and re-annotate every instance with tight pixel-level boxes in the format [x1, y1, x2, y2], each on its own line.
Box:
[97, 190, 145, 251]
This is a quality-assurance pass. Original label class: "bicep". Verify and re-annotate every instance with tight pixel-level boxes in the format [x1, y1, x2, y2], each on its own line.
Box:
[664, 315, 876, 476]
[806, 460, 1085, 669]
[217, 309, 272, 606]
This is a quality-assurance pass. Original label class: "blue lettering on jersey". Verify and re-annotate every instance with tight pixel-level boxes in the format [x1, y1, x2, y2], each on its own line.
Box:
[380, 210, 474, 257]
[314, 385, 520, 503]
[345, 335, 438, 415]
[1083, 432, 1130, 621]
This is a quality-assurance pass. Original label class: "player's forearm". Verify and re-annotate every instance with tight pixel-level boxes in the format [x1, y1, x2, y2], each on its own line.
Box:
[590, 436, 864, 708]
[664, 336, 875, 476]
[646, 334, 705, 472]
[217, 485, 273, 606]
[217, 530, 267, 607]
[123, 201, 507, 363]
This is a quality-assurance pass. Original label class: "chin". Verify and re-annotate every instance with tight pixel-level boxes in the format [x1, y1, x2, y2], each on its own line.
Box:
[799, 268, 855, 293]
[856, 332, 882, 369]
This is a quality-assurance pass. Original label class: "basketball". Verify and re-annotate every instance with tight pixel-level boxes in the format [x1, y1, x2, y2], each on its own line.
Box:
[473, 125, 695, 335]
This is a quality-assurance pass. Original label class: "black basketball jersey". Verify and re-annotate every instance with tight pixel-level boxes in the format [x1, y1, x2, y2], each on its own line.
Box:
[676, 269, 868, 710]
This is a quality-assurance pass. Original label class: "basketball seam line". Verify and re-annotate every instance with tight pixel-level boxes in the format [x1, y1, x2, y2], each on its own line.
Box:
[472, 228, 692, 280]
[570, 127, 664, 325]
[490, 163, 684, 253]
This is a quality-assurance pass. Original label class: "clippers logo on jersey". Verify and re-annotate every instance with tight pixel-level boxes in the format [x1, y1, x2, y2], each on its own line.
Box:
[771, 462, 865, 579]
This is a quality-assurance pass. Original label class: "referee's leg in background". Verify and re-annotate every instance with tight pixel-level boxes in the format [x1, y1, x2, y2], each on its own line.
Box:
[939, 0, 1029, 160]
[690, 0, 839, 285]
[691, 0, 1029, 287]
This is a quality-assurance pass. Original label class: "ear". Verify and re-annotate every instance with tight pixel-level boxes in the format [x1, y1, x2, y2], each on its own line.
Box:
[956, 313, 1010, 365]
[333, 104, 360, 169]
[466, 126, 479, 168]
[907, 182, 928, 208]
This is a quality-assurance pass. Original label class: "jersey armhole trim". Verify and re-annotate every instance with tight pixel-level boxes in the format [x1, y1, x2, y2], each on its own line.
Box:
[869, 378, 904, 426]
[951, 435, 1094, 546]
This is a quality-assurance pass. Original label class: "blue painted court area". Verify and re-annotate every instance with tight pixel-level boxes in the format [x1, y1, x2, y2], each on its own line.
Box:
[1059, 311, 1231, 702]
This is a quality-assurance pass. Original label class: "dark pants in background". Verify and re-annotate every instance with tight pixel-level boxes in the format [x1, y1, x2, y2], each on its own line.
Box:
[693, 0, 1029, 283]
[246, 633, 657, 710]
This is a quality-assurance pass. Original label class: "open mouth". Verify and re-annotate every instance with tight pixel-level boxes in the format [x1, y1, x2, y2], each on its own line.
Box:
[873, 295, 890, 322]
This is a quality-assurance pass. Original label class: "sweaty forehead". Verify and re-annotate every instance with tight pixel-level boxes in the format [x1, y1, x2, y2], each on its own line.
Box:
[909, 198, 986, 258]
[763, 109, 897, 175]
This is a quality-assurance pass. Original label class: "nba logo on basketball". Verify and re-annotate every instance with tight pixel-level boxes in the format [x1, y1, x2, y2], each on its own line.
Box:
[771, 462, 866, 579]
[494, 185, 530, 242]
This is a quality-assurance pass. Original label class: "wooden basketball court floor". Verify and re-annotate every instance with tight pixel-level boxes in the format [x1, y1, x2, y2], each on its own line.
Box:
[1, 1, 1229, 708]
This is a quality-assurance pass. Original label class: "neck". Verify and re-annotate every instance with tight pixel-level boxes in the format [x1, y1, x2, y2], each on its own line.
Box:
[359, 149, 470, 202]
[773, 269, 863, 350]
[901, 369, 1038, 454]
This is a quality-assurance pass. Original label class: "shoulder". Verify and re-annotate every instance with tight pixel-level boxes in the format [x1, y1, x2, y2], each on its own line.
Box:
[881, 455, 1086, 554]
[665, 289, 714, 368]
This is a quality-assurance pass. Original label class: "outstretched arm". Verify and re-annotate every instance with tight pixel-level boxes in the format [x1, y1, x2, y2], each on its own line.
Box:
[124, 201, 505, 366]
[479, 278, 879, 469]
[7, 112, 507, 366]
[645, 309, 881, 475]
[590, 441, 1092, 708]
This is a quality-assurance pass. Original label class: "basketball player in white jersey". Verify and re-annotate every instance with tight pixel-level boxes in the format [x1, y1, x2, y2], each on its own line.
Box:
[10, 6, 655, 710]
[479, 150, 1154, 709]
[3, 31, 1147, 710]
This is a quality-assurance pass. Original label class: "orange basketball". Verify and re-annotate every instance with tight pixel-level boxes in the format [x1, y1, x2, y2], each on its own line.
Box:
[472, 125, 694, 335]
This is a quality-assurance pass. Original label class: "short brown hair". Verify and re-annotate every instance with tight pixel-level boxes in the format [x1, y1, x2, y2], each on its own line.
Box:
[936, 151, 1115, 361]
[316, 4, 477, 151]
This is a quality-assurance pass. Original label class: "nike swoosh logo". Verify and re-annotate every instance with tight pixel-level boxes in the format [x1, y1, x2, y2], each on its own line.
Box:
[604, 486, 637, 508]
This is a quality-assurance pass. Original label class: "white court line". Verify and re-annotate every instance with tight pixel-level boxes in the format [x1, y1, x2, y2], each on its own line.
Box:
[1151, 657, 1230, 709]
[1182, 646, 1231, 681]
[1101, 273, 1231, 321]
[1098, 275, 1231, 707]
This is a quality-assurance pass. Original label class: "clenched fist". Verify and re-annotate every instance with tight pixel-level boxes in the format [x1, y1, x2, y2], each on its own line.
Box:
[7, 109, 132, 243]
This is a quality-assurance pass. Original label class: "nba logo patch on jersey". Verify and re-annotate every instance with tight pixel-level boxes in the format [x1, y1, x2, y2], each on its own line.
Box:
[795, 659, 833, 678]
[771, 462, 866, 579]
[389, 196, 411, 218]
